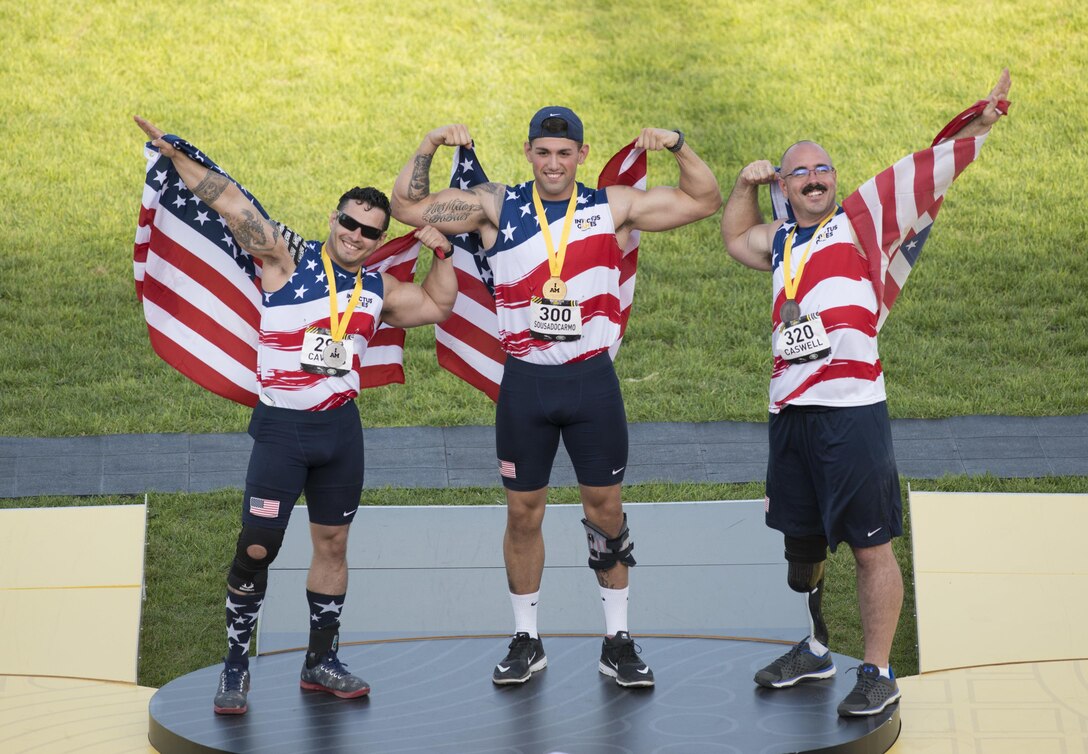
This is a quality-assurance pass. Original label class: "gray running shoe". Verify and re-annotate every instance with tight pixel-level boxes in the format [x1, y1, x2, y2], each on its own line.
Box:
[492, 632, 547, 685]
[837, 663, 901, 716]
[753, 639, 836, 688]
[599, 631, 654, 688]
[213, 664, 250, 715]
[299, 652, 370, 699]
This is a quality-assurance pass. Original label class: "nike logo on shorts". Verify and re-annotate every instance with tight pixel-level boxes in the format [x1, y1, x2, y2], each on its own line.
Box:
[612, 467, 625, 475]
[867, 527, 883, 537]
[343, 508, 359, 518]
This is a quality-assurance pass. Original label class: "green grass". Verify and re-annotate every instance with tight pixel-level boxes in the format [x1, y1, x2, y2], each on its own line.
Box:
[1, 0, 1086, 435]
[5, 475, 1085, 688]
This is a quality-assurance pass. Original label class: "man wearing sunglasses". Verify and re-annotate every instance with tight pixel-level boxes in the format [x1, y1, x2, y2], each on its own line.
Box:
[719, 69, 1011, 717]
[391, 108, 721, 688]
[135, 116, 457, 715]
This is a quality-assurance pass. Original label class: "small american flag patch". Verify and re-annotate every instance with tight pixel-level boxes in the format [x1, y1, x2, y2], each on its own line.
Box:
[249, 496, 281, 518]
[499, 460, 516, 479]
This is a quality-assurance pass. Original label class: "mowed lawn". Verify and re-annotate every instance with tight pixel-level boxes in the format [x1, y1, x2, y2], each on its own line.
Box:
[0, 0, 1085, 688]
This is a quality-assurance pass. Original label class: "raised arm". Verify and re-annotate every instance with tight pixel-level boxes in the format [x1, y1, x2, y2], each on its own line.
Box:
[720, 160, 782, 272]
[941, 68, 1011, 142]
[390, 125, 503, 239]
[609, 128, 722, 233]
[134, 116, 294, 288]
[380, 226, 458, 329]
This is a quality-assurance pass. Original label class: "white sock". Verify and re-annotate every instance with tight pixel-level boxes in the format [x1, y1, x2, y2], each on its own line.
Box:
[878, 665, 893, 679]
[510, 591, 540, 638]
[599, 586, 629, 636]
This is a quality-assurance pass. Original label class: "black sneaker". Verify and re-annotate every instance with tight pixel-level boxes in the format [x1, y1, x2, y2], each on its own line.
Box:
[213, 663, 250, 715]
[837, 663, 901, 716]
[299, 651, 370, 699]
[492, 632, 547, 685]
[599, 631, 654, 688]
[753, 639, 836, 688]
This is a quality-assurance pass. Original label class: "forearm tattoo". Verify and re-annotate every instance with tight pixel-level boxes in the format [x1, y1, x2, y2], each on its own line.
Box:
[407, 153, 433, 201]
[422, 198, 482, 224]
[226, 209, 277, 252]
[192, 169, 229, 204]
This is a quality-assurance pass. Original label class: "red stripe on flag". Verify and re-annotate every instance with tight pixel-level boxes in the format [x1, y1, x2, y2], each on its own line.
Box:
[147, 328, 258, 406]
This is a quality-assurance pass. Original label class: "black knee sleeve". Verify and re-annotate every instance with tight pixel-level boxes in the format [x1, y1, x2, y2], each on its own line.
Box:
[582, 514, 636, 571]
[227, 524, 285, 595]
[785, 534, 827, 593]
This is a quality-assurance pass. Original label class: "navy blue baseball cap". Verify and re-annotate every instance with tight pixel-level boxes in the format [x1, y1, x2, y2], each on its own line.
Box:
[527, 106, 584, 143]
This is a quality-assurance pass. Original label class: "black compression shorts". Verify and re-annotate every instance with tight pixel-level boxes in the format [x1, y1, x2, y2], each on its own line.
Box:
[495, 353, 628, 491]
[242, 401, 364, 528]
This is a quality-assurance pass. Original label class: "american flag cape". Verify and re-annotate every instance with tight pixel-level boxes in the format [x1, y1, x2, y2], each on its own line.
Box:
[435, 142, 647, 401]
[770, 99, 1007, 331]
[133, 137, 421, 407]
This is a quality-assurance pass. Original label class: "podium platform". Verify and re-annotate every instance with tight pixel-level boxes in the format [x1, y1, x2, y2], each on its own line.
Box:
[149, 635, 899, 754]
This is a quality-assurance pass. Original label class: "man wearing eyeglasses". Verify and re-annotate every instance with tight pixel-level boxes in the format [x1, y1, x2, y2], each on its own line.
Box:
[391, 108, 721, 688]
[134, 117, 457, 715]
[719, 69, 1011, 717]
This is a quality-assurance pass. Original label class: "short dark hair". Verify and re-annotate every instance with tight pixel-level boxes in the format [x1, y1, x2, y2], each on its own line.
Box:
[337, 186, 391, 230]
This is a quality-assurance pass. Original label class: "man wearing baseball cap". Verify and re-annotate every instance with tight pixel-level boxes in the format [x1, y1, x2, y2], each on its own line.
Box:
[392, 107, 720, 688]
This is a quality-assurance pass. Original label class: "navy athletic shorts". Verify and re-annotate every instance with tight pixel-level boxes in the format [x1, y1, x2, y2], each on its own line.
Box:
[242, 401, 364, 529]
[765, 401, 902, 551]
[495, 353, 628, 491]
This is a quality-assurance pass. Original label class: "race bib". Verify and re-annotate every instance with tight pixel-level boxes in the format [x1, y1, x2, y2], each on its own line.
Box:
[529, 297, 582, 342]
[301, 327, 355, 376]
[774, 312, 831, 364]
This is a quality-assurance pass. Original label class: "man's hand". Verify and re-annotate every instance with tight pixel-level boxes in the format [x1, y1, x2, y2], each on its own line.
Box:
[634, 128, 682, 152]
[426, 124, 473, 150]
[978, 67, 1012, 128]
[414, 225, 453, 259]
[738, 160, 779, 187]
[133, 115, 178, 157]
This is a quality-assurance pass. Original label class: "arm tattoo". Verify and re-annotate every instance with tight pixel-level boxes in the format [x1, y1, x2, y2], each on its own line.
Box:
[407, 153, 433, 201]
[471, 182, 506, 217]
[192, 169, 229, 204]
[226, 209, 277, 253]
[422, 198, 483, 224]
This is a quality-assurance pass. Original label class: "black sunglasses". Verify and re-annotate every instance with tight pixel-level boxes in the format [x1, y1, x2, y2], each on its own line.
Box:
[336, 211, 384, 240]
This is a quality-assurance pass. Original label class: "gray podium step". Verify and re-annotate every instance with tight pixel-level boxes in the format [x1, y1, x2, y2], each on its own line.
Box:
[257, 500, 803, 653]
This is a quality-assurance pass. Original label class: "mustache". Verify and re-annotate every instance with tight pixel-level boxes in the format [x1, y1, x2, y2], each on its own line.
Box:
[802, 183, 829, 196]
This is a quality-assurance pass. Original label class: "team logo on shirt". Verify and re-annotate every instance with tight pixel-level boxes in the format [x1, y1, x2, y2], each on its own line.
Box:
[576, 215, 601, 230]
[814, 222, 838, 245]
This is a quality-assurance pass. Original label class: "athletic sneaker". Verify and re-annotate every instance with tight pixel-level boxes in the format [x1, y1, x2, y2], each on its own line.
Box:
[492, 632, 547, 685]
[599, 631, 654, 688]
[837, 663, 901, 716]
[753, 638, 836, 688]
[213, 663, 250, 715]
[299, 651, 371, 699]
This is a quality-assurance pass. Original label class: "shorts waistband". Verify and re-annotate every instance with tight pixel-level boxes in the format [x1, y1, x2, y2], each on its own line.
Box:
[253, 400, 359, 424]
[503, 351, 614, 378]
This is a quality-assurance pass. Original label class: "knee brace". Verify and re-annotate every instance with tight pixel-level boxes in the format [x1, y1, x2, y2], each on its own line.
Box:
[227, 524, 285, 595]
[582, 514, 636, 571]
[784, 534, 827, 593]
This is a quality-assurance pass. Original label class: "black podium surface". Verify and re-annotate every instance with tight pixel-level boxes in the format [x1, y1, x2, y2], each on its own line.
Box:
[149, 635, 899, 754]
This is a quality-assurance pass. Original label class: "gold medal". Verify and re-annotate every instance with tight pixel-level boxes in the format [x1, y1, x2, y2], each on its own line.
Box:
[780, 299, 801, 322]
[543, 276, 567, 301]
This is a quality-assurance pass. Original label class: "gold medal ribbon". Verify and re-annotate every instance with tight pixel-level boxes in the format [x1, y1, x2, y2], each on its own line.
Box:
[782, 211, 836, 304]
[532, 182, 580, 283]
[321, 244, 364, 341]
